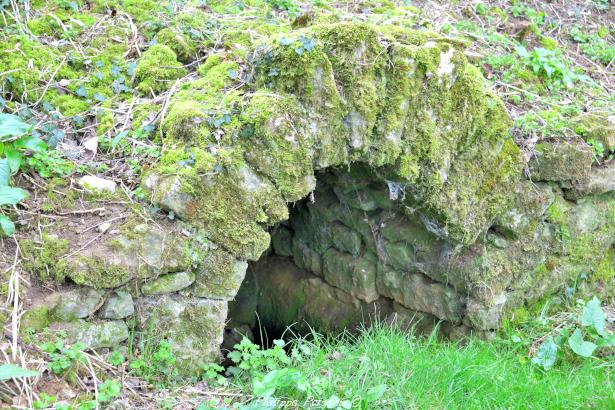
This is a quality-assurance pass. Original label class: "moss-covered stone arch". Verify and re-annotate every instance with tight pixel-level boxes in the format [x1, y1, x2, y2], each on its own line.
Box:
[145, 22, 521, 263]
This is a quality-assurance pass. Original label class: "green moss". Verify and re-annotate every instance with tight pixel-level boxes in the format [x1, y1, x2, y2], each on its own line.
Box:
[21, 306, 50, 332]
[241, 92, 315, 201]
[46, 92, 90, 117]
[134, 44, 187, 95]
[545, 195, 570, 225]
[20, 234, 70, 283]
[156, 28, 197, 62]
[573, 111, 615, 152]
[131, 102, 160, 130]
[70, 256, 133, 288]
[96, 108, 115, 136]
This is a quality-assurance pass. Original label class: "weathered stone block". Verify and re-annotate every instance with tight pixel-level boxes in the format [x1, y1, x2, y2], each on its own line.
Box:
[494, 181, 554, 239]
[99, 291, 134, 320]
[291, 238, 323, 276]
[51, 288, 105, 321]
[376, 263, 465, 323]
[322, 248, 378, 302]
[271, 226, 294, 257]
[191, 248, 247, 300]
[137, 295, 227, 375]
[564, 162, 615, 200]
[63, 320, 129, 349]
[141, 271, 195, 295]
[529, 140, 593, 182]
[330, 222, 362, 255]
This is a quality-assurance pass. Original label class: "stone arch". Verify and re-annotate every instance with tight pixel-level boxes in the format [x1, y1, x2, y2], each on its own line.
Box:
[33, 23, 614, 376]
[134, 22, 522, 371]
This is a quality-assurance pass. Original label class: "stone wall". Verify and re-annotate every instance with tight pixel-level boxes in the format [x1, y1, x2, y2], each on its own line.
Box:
[231, 162, 614, 339]
[17, 22, 614, 376]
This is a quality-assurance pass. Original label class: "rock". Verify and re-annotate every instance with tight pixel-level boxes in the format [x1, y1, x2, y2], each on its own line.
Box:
[388, 303, 440, 335]
[97, 222, 111, 233]
[291, 238, 323, 276]
[51, 288, 105, 321]
[564, 162, 615, 200]
[573, 111, 615, 152]
[463, 294, 507, 330]
[141, 271, 196, 295]
[191, 248, 247, 300]
[494, 181, 554, 239]
[329, 222, 362, 255]
[253, 256, 391, 334]
[64, 320, 129, 349]
[376, 264, 465, 323]
[529, 140, 593, 182]
[67, 223, 199, 288]
[322, 248, 378, 303]
[227, 268, 258, 328]
[271, 226, 294, 257]
[99, 291, 134, 320]
[78, 175, 116, 193]
[143, 174, 195, 219]
[137, 295, 228, 375]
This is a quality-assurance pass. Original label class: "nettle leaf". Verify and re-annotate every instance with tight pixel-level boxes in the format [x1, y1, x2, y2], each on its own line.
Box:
[0, 364, 39, 381]
[14, 135, 47, 152]
[0, 159, 10, 186]
[581, 297, 607, 337]
[0, 113, 31, 140]
[4, 146, 22, 172]
[0, 214, 15, 235]
[568, 328, 597, 358]
[0, 186, 28, 206]
[531, 336, 558, 370]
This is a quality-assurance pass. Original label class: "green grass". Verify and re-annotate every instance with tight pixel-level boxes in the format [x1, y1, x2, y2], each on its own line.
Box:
[234, 323, 614, 409]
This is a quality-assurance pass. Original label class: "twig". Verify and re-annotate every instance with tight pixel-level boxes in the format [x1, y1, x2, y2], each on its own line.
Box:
[33, 56, 67, 107]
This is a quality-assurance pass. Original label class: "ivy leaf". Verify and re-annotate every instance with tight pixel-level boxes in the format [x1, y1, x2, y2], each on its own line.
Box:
[581, 297, 607, 337]
[531, 336, 558, 370]
[0, 186, 28, 206]
[568, 328, 597, 357]
[0, 214, 15, 235]
[0, 364, 39, 381]
[0, 113, 31, 140]
[76, 85, 88, 97]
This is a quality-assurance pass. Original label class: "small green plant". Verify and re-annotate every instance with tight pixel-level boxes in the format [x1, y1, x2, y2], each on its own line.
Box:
[587, 138, 605, 158]
[107, 350, 126, 366]
[265, 0, 298, 13]
[33, 392, 57, 409]
[532, 297, 614, 370]
[39, 340, 86, 375]
[202, 362, 227, 386]
[98, 379, 121, 403]
[0, 113, 38, 235]
[570, 26, 615, 65]
[129, 339, 178, 386]
[515, 45, 577, 88]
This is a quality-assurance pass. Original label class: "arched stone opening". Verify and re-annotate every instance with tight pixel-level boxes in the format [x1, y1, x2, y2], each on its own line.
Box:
[23, 22, 613, 378]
